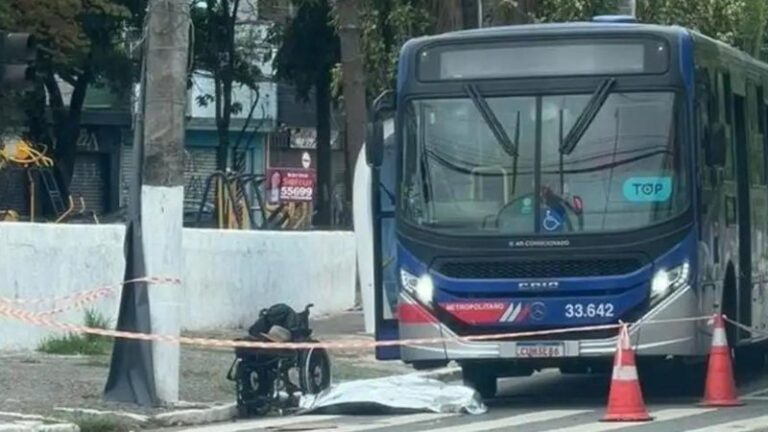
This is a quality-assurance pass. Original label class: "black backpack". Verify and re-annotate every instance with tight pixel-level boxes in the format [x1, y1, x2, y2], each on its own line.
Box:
[247, 303, 312, 340]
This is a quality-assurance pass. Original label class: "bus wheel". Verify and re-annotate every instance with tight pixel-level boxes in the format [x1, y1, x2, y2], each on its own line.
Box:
[462, 365, 497, 399]
[721, 267, 764, 378]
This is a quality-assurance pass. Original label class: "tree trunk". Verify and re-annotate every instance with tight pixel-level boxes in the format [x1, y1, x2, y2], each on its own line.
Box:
[431, 0, 464, 33]
[44, 71, 90, 204]
[313, 69, 332, 228]
[337, 0, 366, 221]
[461, 0, 480, 29]
[489, 0, 535, 25]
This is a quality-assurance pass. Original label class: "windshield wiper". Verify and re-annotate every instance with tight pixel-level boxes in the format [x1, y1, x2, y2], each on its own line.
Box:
[560, 77, 616, 155]
[465, 84, 518, 157]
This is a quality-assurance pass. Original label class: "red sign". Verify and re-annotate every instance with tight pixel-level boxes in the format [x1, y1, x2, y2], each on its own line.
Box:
[440, 302, 531, 324]
[266, 168, 316, 204]
[440, 302, 506, 324]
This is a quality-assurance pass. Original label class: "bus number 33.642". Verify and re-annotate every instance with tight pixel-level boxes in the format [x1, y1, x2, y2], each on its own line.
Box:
[565, 303, 615, 318]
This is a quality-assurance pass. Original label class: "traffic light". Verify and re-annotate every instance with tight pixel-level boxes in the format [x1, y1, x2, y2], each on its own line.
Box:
[0, 32, 36, 89]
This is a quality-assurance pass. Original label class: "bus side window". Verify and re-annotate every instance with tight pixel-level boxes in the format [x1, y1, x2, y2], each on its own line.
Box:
[749, 84, 766, 186]
[761, 87, 768, 185]
[721, 72, 736, 180]
[696, 67, 715, 194]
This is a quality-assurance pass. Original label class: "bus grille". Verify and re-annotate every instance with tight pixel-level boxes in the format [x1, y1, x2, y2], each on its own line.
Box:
[436, 258, 644, 279]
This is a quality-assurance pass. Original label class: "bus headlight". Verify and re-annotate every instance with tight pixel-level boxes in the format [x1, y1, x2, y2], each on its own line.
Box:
[400, 269, 434, 306]
[650, 261, 690, 303]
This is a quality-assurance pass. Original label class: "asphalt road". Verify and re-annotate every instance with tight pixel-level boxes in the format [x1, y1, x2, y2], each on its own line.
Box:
[179, 360, 768, 432]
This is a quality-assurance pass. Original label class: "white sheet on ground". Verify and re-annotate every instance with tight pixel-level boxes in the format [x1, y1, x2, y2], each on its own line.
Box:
[297, 375, 487, 415]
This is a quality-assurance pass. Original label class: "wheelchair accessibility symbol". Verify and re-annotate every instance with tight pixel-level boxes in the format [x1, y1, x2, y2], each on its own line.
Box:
[542, 209, 563, 232]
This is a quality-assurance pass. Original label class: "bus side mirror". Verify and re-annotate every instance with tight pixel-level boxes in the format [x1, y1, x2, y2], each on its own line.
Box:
[706, 123, 727, 167]
[366, 90, 395, 168]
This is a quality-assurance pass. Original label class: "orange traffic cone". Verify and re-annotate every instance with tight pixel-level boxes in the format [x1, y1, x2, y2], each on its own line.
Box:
[601, 324, 652, 422]
[699, 314, 743, 407]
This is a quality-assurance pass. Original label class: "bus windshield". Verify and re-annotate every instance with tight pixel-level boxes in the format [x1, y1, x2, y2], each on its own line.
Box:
[399, 91, 688, 235]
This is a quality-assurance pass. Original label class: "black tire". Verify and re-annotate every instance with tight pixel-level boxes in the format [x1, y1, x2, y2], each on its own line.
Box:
[734, 345, 765, 379]
[462, 365, 497, 399]
[300, 347, 332, 394]
[236, 360, 276, 417]
[559, 364, 590, 375]
[411, 361, 448, 371]
[720, 267, 763, 379]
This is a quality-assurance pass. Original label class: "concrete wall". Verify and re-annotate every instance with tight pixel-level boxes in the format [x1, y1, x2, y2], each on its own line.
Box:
[0, 223, 127, 351]
[181, 229, 357, 330]
[0, 223, 356, 351]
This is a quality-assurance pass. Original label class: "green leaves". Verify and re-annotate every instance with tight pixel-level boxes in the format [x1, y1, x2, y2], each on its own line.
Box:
[273, 0, 339, 101]
[356, 0, 768, 100]
[359, 0, 433, 98]
[7, 0, 137, 83]
[190, 0, 265, 116]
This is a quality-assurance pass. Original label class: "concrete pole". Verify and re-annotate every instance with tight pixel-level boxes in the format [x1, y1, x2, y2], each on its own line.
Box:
[478, 0, 483, 28]
[617, 0, 636, 16]
[142, 0, 189, 403]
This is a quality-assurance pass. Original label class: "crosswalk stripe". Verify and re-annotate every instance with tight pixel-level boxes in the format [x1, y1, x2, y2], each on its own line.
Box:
[413, 410, 590, 432]
[322, 413, 456, 432]
[180, 415, 342, 432]
[545, 408, 716, 432]
[684, 414, 768, 432]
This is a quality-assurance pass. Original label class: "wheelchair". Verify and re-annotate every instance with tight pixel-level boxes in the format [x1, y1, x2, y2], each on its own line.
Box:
[226, 304, 332, 417]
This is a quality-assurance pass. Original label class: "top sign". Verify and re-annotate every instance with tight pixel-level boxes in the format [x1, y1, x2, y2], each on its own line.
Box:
[418, 38, 669, 81]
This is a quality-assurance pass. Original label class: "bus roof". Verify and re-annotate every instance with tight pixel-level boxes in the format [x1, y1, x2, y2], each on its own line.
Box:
[399, 19, 768, 78]
[401, 20, 688, 50]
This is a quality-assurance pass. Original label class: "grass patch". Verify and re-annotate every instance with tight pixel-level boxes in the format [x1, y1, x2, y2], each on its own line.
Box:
[37, 309, 113, 356]
[80, 357, 110, 368]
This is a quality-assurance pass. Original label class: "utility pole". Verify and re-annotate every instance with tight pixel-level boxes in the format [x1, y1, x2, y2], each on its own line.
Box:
[617, 0, 636, 16]
[142, 0, 189, 404]
[336, 0, 367, 222]
[104, 0, 189, 406]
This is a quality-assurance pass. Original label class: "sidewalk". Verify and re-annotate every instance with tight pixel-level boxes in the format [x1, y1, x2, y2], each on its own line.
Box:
[0, 310, 416, 430]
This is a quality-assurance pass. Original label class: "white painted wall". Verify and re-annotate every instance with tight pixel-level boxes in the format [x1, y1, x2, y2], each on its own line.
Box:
[0, 223, 357, 351]
[0, 223, 127, 351]
[181, 229, 357, 330]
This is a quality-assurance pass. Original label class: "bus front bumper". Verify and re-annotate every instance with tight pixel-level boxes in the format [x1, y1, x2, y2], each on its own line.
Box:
[398, 283, 708, 363]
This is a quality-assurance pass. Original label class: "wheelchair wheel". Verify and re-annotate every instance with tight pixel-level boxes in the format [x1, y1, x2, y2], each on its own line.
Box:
[299, 347, 332, 394]
[236, 360, 277, 417]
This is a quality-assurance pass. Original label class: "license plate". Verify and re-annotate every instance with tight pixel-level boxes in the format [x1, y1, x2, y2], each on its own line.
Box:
[515, 342, 565, 358]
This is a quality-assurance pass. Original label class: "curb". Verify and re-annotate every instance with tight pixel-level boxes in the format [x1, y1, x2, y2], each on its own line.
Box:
[153, 403, 237, 427]
[0, 422, 79, 432]
[0, 413, 80, 432]
[53, 408, 150, 426]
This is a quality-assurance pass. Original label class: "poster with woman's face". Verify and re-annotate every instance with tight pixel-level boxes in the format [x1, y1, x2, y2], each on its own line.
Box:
[268, 171, 282, 205]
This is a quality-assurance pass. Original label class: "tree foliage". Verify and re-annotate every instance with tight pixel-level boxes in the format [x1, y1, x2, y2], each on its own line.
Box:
[190, 0, 266, 172]
[358, 0, 768, 98]
[1, 0, 145, 196]
[272, 0, 339, 101]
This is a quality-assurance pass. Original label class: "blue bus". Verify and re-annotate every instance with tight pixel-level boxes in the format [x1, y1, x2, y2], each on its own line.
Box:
[364, 15, 768, 398]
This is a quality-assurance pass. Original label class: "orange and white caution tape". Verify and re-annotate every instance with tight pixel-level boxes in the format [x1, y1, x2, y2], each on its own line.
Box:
[0, 276, 181, 306]
[34, 288, 117, 317]
[0, 299, 716, 351]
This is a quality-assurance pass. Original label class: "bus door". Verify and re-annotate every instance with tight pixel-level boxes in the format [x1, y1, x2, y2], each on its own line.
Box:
[373, 117, 401, 360]
[742, 80, 768, 336]
[732, 81, 754, 341]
